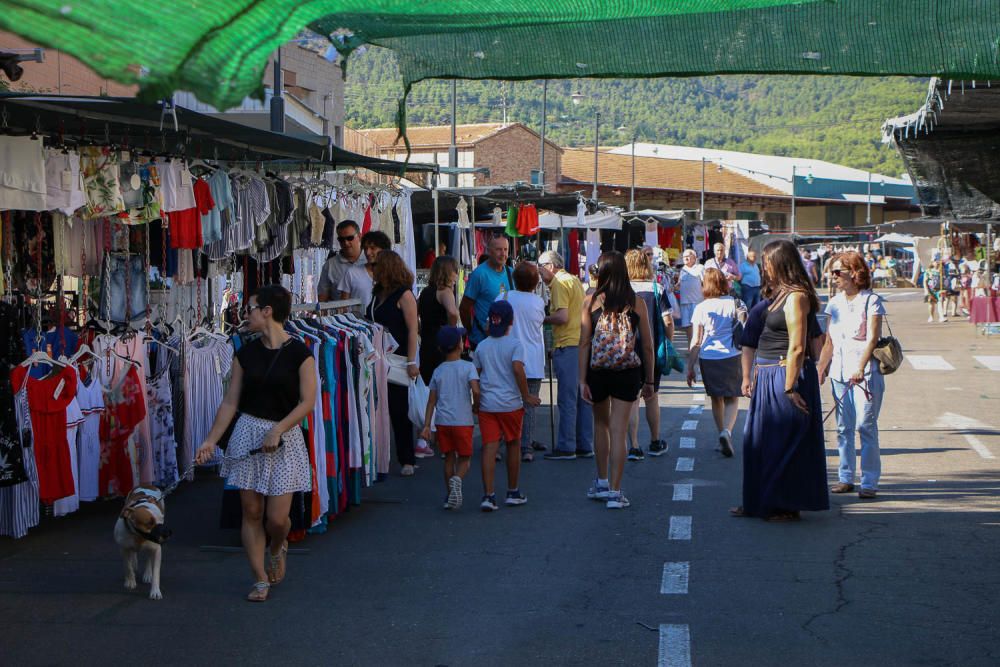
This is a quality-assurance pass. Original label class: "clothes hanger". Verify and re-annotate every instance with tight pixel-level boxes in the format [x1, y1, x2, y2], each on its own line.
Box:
[20, 350, 68, 368]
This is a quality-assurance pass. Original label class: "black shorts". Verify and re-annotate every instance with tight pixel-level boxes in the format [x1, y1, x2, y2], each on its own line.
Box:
[587, 366, 643, 403]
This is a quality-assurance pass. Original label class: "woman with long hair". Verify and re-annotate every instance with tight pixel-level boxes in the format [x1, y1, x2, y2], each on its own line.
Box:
[580, 251, 655, 509]
[418, 255, 460, 385]
[624, 248, 673, 459]
[686, 268, 745, 457]
[195, 285, 316, 601]
[734, 240, 828, 521]
[818, 251, 885, 499]
[366, 251, 421, 476]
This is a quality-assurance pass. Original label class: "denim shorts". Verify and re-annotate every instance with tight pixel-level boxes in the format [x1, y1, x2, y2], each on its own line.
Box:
[99, 252, 147, 323]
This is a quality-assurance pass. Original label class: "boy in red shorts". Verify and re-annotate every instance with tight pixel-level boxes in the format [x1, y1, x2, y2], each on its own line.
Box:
[473, 301, 542, 512]
[421, 326, 480, 510]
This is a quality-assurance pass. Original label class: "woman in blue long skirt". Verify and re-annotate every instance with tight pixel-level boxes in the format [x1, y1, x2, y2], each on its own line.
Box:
[733, 240, 829, 521]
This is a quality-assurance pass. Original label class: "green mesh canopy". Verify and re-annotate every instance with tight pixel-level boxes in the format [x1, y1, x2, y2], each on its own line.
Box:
[2, 1, 999, 110]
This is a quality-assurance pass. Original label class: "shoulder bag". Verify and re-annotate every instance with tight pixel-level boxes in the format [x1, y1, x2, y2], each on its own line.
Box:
[867, 293, 904, 375]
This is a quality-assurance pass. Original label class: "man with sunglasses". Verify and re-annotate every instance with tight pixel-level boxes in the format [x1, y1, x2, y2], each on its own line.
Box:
[317, 220, 366, 302]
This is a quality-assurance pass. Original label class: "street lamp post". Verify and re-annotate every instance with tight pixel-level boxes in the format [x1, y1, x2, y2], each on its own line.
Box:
[866, 171, 872, 226]
[539, 80, 547, 192]
[700, 157, 706, 221]
[791, 165, 797, 234]
[629, 135, 636, 212]
[592, 111, 600, 201]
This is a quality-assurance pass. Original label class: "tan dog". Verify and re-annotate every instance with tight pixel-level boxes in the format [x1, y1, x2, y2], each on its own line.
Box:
[113, 485, 172, 600]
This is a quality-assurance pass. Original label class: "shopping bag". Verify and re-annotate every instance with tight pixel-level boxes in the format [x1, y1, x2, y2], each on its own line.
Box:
[408, 377, 431, 427]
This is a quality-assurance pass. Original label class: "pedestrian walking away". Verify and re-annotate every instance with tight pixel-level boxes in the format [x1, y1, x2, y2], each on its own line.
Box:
[538, 251, 593, 460]
[195, 285, 316, 602]
[420, 326, 480, 510]
[473, 301, 541, 511]
[818, 251, 886, 499]
[580, 252, 655, 509]
[734, 240, 829, 522]
[503, 262, 547, 462]
[686, 268, 746, 457]
[366, 251, 421, 476]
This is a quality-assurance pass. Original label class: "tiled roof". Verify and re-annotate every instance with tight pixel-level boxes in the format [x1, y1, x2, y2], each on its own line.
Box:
[559, 149, 787, 197]
[359, 123, 508, 149]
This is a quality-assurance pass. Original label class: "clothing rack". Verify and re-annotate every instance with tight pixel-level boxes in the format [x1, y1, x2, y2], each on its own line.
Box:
[290, 298, 362, 313]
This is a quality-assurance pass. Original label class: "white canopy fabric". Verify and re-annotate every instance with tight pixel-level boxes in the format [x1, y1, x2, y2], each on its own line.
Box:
[538, 209, 622, 230]
[874, 232, 921, 244]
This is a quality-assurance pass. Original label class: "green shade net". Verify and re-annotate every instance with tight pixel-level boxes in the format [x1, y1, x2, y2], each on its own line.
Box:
[2, 1, 999, 111]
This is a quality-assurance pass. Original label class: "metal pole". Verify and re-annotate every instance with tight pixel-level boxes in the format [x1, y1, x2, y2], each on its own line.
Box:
[433, 174, 440, 260]
[592, 111, 600, 201]
[700, 157, 706, 221]
[539, 80, 547, 192]
[630, 136, 636, 212]
[791, 165, 797, 234]
[449, 80, 458, 188]
[270, 46, 285, 133]
[866, 171, 872, 226]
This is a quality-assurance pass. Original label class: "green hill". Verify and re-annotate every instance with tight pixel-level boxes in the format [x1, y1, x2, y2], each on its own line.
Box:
[344, 47, 927, 177]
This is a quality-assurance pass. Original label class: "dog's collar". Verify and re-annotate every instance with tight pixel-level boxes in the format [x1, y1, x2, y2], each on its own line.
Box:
[123, 516, 170, 544]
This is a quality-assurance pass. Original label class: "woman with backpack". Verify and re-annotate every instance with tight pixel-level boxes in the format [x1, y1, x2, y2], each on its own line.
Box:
[579, 251, 655, 509]
[818, 251, 885, 499]
[923, 258, 946, 323]
[734, 240, 828, 522]
[686, 268, 746, 457]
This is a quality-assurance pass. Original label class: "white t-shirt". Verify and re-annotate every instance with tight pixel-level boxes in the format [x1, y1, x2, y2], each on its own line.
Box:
[690, 296, 740, 360]
[824, 290, 885, 382]
[338, 264, 374, 310]
[500, 290, 546, 380]
[678, 264, 705, 305]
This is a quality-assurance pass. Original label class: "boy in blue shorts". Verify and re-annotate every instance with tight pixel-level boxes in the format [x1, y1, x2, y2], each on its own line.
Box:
[421, 326, 480, 510]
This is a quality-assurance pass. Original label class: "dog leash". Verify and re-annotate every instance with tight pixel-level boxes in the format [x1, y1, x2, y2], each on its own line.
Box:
[162, 446, 274, 497]
[823, 378, 872, 423]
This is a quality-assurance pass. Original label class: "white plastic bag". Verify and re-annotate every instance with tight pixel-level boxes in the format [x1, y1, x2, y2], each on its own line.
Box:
[408, 377, 431, 428]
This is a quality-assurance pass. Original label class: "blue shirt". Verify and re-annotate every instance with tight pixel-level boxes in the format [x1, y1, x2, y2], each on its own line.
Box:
[464, 262, 514, 345]
[473, 335, 526, 412]
[740, 261, 761, 287]
[428, 360, 479, 426]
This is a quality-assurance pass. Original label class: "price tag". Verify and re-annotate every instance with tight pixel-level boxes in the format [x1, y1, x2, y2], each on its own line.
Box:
[180, 169, 192, 187]
[130, 174, 142, 190]
[53, 378, 65, 400]
[214, 354, 222, 376]
[120, 150, 131, 163]
[61, 169, 73, 190]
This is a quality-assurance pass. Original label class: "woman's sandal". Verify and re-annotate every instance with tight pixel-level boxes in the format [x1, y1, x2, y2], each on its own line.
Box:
[268, 541, 288, 585]
[247, 581, 270, 602]
[729, 506, 748, 517]
[766, 511, 801, 522]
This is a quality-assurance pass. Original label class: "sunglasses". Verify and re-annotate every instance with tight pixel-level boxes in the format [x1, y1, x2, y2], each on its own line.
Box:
[242, 304, 263, 315]
[831, 269, 852, 277]
[337, 234, 357, 243]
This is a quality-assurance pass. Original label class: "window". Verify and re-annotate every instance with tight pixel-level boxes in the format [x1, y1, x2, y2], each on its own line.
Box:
[735, 210, 759, 220]
[764, 212, 787, 230]
[703, 209, 727, 220]
[530, 169, 542, 186]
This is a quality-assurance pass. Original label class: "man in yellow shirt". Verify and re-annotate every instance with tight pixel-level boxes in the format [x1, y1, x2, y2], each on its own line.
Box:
[538, 251, 593, 459]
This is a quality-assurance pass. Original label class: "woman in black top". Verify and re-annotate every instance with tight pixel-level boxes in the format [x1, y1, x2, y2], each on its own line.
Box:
[196, 285, 316, 602]
[365, 250, 421, 476]
[734, 240, 828, 522]
[418, 255, 460, 385]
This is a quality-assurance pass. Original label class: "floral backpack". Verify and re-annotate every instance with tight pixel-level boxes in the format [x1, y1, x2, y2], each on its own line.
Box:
[590, 309, 641, 370]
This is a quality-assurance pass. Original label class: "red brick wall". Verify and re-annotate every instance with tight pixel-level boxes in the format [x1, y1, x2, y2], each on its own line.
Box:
[0, 31, 137, 96]
[474, 125, 562, 188]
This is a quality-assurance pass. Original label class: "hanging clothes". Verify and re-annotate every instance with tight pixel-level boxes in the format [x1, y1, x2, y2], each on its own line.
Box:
[517, 203, 540, 236]
[0, 135, 47, 212]
[98, 364, 146, 497]
[505, 204, 520, 238]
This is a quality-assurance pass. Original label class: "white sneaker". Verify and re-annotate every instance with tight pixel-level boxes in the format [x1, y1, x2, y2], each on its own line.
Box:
[927, 316, 935, 323]
[587, 480, 611, 500]
[939, 316, 948, 323]
[606, 491, 631, 509]
[447, 475, 463, 509]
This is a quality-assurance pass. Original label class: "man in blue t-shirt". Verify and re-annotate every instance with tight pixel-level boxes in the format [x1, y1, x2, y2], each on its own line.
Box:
[460, 236, 514, 348]
[739, 248, 763, 309]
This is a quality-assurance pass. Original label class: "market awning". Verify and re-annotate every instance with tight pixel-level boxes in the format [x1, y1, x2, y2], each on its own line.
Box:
[856, 218, 996, 235]
[0, 93, 437, 173]
[539, 209, 622, 230]
[1, 2, 999, 111]
[621, 210, 689, 228]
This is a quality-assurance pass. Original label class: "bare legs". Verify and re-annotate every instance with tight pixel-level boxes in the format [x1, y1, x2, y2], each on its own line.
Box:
[593, 398, 634, 490]
[710, 396, 740, 434]
[240, 490, 293, 590]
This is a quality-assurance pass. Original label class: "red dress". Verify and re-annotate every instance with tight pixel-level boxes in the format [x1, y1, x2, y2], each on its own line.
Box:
[98, 365, 147, 497]
[10, 364, 78, 504]
[168, 177, 215, 249]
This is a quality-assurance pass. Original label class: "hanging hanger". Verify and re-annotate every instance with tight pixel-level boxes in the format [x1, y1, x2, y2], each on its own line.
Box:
[20, 350, 68, 368]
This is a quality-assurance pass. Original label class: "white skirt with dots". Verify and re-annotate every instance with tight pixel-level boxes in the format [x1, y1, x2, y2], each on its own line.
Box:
[220, 413, 312, 496]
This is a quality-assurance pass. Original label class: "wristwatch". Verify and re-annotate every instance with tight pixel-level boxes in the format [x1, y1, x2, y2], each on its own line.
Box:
[784, 387, 796, 394]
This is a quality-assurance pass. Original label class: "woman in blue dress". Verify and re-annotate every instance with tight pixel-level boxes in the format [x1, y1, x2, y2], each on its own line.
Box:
[733, 240, 829, 521]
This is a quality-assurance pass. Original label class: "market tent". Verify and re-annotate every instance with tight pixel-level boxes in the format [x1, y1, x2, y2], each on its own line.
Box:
[2, 2, 999, 111]
[856, 218, 995, 235]
[873, 232, 922, 244]
[538, 209, 622, 230]
[621, 210, 688, 228]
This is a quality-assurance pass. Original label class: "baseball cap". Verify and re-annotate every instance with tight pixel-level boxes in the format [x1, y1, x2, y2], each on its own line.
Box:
[436, 326, 466, 351]
[487, 301, 514, 337]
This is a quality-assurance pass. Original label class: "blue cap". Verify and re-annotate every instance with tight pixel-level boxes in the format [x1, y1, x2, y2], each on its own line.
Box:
[487, 300, 514, 337]
[436, 326, 466, 351]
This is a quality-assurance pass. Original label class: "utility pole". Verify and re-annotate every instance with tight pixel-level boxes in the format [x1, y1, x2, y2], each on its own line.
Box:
[449, 79, 458, 187]
[269, 46, 285, 133]
[791, 164, 797, 234]
[592, 111, 600, 201]
[539, 80, 547, 191]
[629, 135, 636, 212]
[866, 171, 872, 226]
[700, 157, 706, 221]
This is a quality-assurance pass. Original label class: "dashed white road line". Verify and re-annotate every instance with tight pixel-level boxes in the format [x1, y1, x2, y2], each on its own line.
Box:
[974, 356, 1000, 371]
[658, 624, 692, 667]
[688, 405, 703, 415]
[933, 412, 996, 459]
[673, 484, 693, 501]
[660, 562, 690, 595]
[691, 394, 706, 402]
[679, 437, 696, 449]
[681, 420, 698, 431]
[907, 355, 955, 371]
[669, 515, 692, 540]
[676, 457, 694, 472]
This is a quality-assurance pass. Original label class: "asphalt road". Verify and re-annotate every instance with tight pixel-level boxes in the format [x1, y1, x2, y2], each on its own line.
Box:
[2, 290, 999, 666]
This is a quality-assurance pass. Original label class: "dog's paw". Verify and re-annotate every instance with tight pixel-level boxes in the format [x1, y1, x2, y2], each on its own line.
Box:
[124, 578, 137, 590]
[148, 588, 162, 600]
[142, 570, 153, 584]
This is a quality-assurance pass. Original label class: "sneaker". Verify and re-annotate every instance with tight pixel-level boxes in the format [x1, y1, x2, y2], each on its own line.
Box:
[505, 489, 528, 506]
[606, 491, 631, 509]
[443, 496, 452, 510]
[496, 450, 503, 463]
[939, 316, 948, 323]
[414, 441, 435, 458]
[544, 450, 577, 461]
[480, 494, 498, 512]
[719, 430, 734, 458]
[521, 450, 534, 463]
[401, 464, 416, 476]
[927, 316, 935, 323]
[574, 449, 595, 459]
[531, 441, 547, 452]
[587, 480, 611, 500]
[447, 475, 463, 509]
[627, 446, 645, 461]
[648, 440, 668, 457]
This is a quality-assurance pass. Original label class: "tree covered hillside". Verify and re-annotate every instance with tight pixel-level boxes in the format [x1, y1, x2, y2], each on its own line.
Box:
[344, 47, 928, 177]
